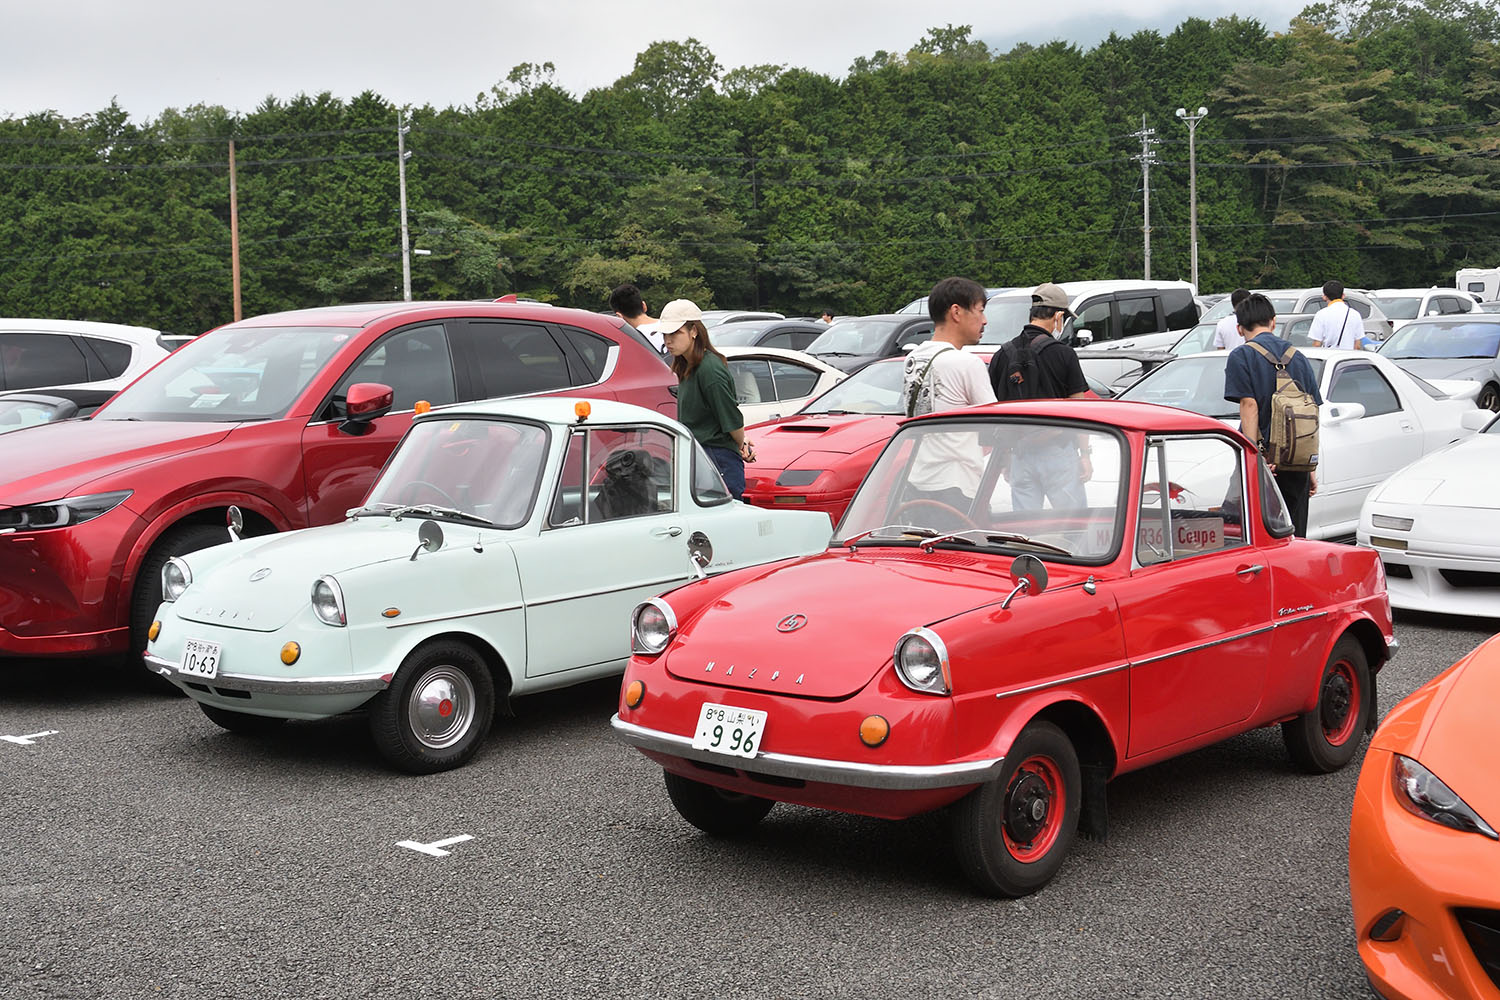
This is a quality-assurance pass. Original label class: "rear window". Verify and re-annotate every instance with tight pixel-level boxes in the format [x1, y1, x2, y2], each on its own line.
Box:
[83, 337, 133, 378]
[1162, 289, 1198, 329]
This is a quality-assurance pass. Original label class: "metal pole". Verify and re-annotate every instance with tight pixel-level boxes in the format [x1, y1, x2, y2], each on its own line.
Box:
[397, 109, 412, 301]
[228, 139, 242, 321]
[1176, 106, 1208, 291]
[1132, 114, 1157, 281]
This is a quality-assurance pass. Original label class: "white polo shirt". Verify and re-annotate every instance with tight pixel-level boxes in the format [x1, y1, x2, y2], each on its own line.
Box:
[1309, 300, 1359, 350]
[1211, 314, 1244, 350]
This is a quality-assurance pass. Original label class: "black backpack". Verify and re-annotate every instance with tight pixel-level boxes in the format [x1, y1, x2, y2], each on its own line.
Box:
[989, 332, 1063, 401]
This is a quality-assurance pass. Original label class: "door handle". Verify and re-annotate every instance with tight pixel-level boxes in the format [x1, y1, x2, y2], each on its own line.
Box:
[652, 525, 684, 538]
[1235, 564, 1265, 577]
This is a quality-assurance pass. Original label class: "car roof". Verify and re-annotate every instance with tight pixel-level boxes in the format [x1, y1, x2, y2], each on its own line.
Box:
[988, 280, 1196, 302]
[223, 300, 601, 330]
[416, 395, 680, 430]
[1373, 288, 1445, 296]
[718, 345, 840, 367]
[0, 318, 169, 341]
[1387, 313, 1500, 325]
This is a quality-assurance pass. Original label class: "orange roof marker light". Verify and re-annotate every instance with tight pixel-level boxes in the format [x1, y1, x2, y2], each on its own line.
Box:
[414, 400, 431, 415]
[574, 401, 591, 422]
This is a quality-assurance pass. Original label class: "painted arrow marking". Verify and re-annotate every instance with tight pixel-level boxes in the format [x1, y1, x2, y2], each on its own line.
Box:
[395, 834, 473, 858]
[1, 730, 60, 746]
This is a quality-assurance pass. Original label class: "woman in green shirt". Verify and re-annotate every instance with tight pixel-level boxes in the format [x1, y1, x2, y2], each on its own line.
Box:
[657, 298, 753, 498]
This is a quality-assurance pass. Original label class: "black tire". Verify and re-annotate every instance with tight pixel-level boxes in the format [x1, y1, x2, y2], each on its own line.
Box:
[663, 770, 774, 836]
[200, 703, 288, 735]
[1282, 636, 1371, 774]
[130, 522, 233, 690]
[951, 721, 1081, 897]
[368, 640, 495, 774]
[1479, 383, 1500, 413]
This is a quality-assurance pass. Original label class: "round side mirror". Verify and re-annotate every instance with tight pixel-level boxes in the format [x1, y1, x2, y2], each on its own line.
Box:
[1010, 553, 1049, 595]
[226, 505, 244, 541]
[410, 519, 445, 561]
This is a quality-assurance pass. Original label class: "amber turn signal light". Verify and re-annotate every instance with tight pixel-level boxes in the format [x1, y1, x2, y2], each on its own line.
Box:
[280, 642, 301, 665]
[859, 715, 890, 748]
[147, 620, 161, 642]
[414, 400, 431, 414]
[624, 680, 646, 708]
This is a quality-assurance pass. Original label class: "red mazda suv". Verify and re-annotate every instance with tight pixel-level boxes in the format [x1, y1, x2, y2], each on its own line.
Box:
[0, 300, 674, 666]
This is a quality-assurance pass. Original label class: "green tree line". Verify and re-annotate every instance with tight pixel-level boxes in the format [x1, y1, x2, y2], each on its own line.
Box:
[1, 0, 1496, 334]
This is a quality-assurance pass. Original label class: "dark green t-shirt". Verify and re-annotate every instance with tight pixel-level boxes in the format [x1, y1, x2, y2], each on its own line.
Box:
[677, 352, 743, 451]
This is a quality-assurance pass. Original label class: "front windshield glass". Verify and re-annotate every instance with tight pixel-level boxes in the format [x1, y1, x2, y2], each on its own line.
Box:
[1119, 356, 1240, 420]
[837, 418, 1126, 563]
[1379, 321, 1500, 360]
[98, 326, 351, 422]
[808, 318, 899, 356]
[709, 321, 776, 346]
[979, 295, 1034, 346]
[1172, 323, 1217, 355]
[1372, 295, 1422, 321]
[800, 360, 905, 414]
[363, 418, 550, 529]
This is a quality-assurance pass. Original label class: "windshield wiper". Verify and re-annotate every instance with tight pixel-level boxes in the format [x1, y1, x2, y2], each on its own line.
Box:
[388, 503, 496, 527]
[840, 524, 938, 548]
[916, 528, 1071, 555]
[346, 502, 402, 519]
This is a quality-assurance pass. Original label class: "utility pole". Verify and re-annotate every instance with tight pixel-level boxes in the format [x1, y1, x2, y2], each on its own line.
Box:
[228, 139, 242, 321]
[1130, 114, 1159, 280]
[1175, 105, 1208, 291]
[397, 109, 412, 302]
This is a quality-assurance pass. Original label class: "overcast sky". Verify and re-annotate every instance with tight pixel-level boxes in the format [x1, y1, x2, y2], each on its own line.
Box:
[4, 0, 1311, 121]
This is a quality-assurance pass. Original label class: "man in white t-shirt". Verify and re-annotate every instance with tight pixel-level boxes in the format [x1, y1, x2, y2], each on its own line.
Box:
[1308, 280, 1360, 350]
[1212, 288, 1250, 350]
[901, 277, 997, 513]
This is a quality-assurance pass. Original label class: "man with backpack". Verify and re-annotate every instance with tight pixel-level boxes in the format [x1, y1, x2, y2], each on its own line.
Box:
[1224, 292, 1323, 537]
[989, 282, 1093, 509]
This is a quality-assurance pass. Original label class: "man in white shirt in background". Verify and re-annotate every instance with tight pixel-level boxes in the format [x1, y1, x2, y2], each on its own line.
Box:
[1212, 288, 1251, 350]
[609, 283, 667, 356]
[1308, 280, 1361, 350]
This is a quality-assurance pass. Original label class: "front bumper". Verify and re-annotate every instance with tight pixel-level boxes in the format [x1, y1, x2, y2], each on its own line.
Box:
[145, 651, 387, 696]
[1363, 530, 1500, 618]
[611, 714, 1003, 791]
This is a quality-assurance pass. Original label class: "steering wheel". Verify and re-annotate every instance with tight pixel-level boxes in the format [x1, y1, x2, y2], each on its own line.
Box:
[894, 499, 979, 530]
[400, 480, 461, 508]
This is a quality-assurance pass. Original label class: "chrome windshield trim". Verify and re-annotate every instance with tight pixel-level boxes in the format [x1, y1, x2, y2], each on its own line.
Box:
[145, 652, 388, 695]
[611, 714, 1002, 790]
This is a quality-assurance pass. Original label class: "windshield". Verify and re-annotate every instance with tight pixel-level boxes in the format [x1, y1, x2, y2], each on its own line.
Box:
[837, 418, 1126, 562]
[979, 295, 1034, 346]
[1120, 355, 1241, 420]
[800, 359, 905, 414]
[1372, 295, 1422, 321]
[1379, 321, 1500, 360]
[709, 321, 776, 346]
[363, 418, 550, 529]
[97, 326, 350, 422]
[1172, 323, 1218, 356]
[809, 318, 899, 356]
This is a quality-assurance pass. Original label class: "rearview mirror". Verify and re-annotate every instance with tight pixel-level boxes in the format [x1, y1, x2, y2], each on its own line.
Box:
[1461, 407, 1495, 432]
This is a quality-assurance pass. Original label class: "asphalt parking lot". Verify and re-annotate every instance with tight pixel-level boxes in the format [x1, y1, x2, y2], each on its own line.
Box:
[1, 614, 1491, 999]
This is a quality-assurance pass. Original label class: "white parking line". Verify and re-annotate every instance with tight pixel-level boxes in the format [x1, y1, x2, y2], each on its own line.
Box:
[1, 729, 60, 746]
[395, 834, 474, 857]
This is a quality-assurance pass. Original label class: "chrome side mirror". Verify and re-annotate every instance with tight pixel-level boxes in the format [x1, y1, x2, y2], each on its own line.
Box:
[410, 519, 445, 561]
[1002, 554, 1049, 609]
[227, 505, 244, 542]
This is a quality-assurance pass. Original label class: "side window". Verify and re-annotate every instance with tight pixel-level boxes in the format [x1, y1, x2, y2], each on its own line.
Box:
[1161, 289, 1198, 329]
[0, 333, 90, 390]
[727, 358, 773, 404]
[895, 324, 932, 349]
[1258, 457, 1294, 538]
[769, 360, 820, 401]
[470, 321, 571, 398]
[559, 326, 612, 382]
[1347, 298, 1372, 319]
[790, 331, 821, 350]
[1136, 436, 1248, 565]
[335, 324, 456, 412]
[692, 439, 732, 506]
[550, 425, 676, 526]
[1075, 300, 1112, 343]
[1118, 296, 1160, 338]
[762, 332, 797, 350]
[1328, 362, 1400, 417]
[82, 337, 133, 378]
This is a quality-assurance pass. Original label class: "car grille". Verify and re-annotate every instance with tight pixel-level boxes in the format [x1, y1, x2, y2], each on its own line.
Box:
[1383, 562, 1412, 579]
[1439, 569, 1500, 589]
[1457, 908, 1500, 989]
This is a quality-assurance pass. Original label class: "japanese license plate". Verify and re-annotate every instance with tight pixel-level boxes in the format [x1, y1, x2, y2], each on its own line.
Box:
[691, 702, 766, 759]
[180, 638, 221, 680]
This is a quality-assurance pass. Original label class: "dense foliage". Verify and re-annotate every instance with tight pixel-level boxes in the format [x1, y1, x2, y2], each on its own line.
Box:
[1, 1, 1496, 333]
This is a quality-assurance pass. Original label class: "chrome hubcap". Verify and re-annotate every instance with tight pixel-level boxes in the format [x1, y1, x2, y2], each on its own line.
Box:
[407, 665, 475, 750]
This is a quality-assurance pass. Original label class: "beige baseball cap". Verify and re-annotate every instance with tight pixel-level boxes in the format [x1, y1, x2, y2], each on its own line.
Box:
[657, 299, 704, 333]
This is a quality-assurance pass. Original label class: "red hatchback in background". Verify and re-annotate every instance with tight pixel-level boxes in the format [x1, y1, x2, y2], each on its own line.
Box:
[0, 301, 674, 667]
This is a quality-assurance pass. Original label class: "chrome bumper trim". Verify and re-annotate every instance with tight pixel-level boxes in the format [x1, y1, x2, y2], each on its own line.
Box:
[611, 714, 1003, 790]
[144, 652, 388, 696]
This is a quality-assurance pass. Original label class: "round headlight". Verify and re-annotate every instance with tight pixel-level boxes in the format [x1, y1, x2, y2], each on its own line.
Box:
[632, 600, 676, 655]
[162, 558, 192, 602]
[311, 576, 347, 627]
[894, 629, 950, 695]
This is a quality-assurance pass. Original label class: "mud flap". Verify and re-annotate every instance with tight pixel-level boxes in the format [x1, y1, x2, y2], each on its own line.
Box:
[1078, 763, 1109, 841]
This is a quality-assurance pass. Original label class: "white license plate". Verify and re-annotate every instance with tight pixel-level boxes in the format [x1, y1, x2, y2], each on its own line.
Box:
[180, 638, 222, 680]
[691, 702, 766, 759]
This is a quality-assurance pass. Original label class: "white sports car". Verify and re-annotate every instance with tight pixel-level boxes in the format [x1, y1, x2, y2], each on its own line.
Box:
[144, 397, 833, 773]
[720, 345, 846, 425]
[1358, 408, 1500, 616]
[1119, 348, 1478, 540]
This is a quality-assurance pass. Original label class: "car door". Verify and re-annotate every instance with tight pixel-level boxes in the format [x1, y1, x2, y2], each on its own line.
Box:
[1118, 434, 1273, 757]
[300, 322, 461, 527]
[510, 423, 694, 678]
[1311, 358, 1423, 535]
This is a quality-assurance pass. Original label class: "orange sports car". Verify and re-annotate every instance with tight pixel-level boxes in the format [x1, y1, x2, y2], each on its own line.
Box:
[1349, 633, 1500, 999]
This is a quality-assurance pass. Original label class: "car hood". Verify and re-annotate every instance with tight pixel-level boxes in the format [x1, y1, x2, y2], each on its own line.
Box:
[0, 419, 234, 504]
[1369, 435, 1500, 509]
[174, 518, 437, 632]
[744, 413, 902, 469]
[1389, 357, 1495, 380]
[662, 549, 1081, 698]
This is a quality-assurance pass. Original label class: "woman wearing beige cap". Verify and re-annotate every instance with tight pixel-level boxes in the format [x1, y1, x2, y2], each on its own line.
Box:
[657, 298, 753, 498]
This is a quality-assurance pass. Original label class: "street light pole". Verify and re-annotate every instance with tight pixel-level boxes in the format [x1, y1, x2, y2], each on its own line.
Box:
[397, 109, 413, 302]
[1175, 105, 1208, 291]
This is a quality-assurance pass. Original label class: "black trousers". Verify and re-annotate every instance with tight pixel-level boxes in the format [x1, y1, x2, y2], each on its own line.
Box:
[1275, 468, 1312, 538]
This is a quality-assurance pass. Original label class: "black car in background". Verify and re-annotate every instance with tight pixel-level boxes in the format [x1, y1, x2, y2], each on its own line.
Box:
[805, 314, 934, 373]
[706, 319, 828, 352]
